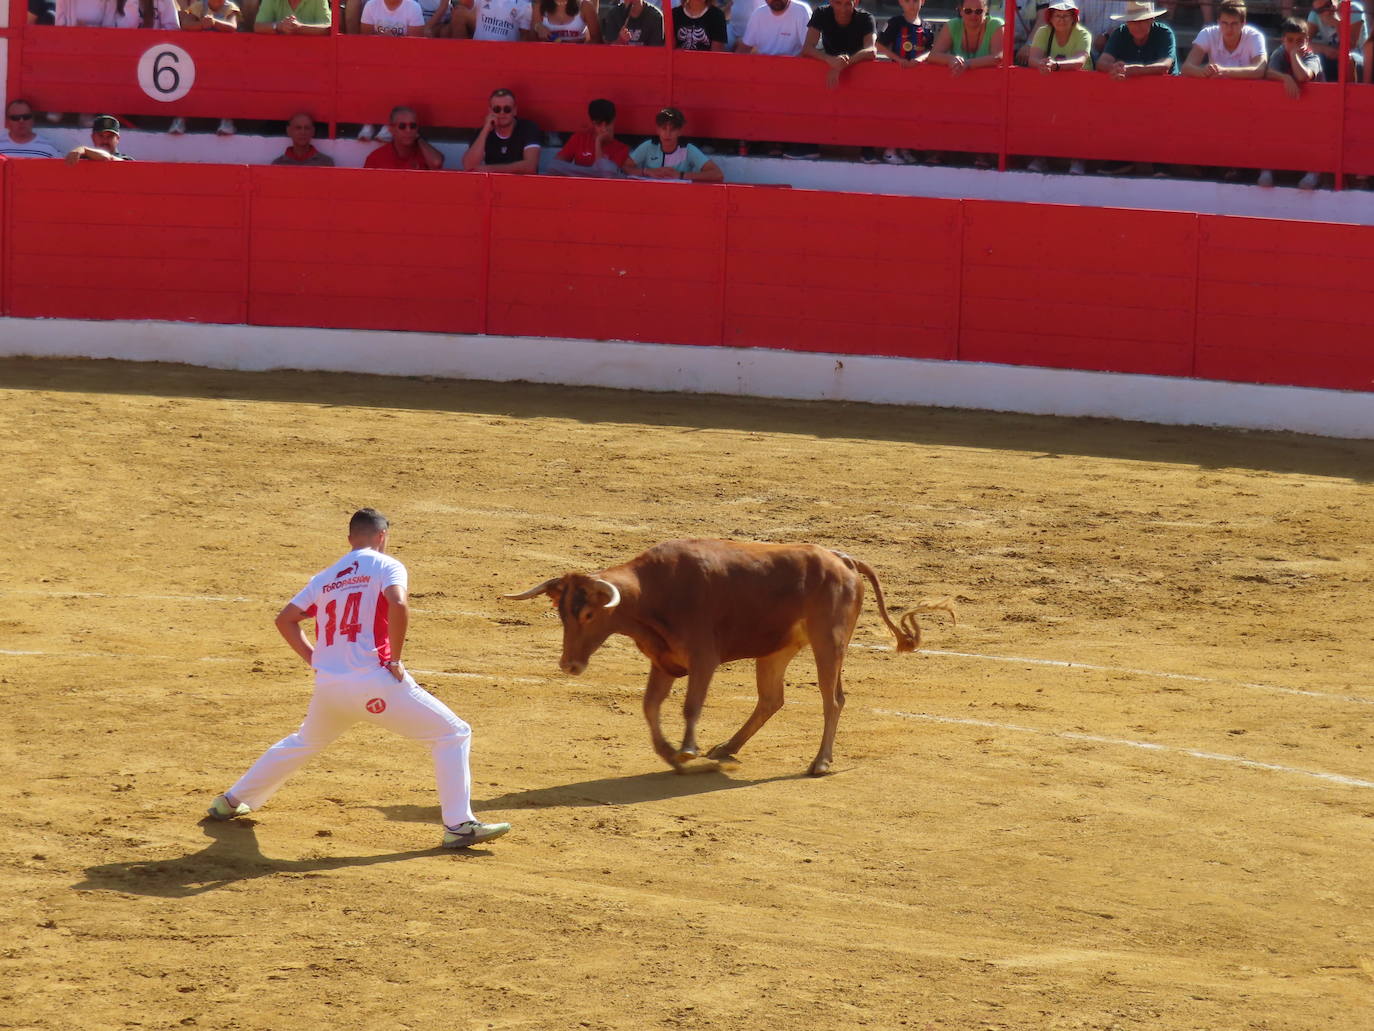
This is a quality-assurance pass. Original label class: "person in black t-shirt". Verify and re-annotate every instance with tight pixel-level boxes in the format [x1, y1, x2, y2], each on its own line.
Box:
[802, 0, 877, 87]
[672, 0, 728, 49]
[461, 88, 543, 174]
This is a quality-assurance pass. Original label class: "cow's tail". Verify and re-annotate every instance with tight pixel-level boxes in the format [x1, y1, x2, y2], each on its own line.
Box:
[835, 551, 957, 653]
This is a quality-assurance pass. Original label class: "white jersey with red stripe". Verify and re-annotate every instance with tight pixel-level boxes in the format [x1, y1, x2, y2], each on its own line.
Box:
[290, 547, 406, 675]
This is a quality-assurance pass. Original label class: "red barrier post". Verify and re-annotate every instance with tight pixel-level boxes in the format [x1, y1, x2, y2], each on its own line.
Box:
[329, 0, 340, 141]
[1336, 0, 1350, 190]
[999, 0, 1014, 171]
[5, 0, 27, 109]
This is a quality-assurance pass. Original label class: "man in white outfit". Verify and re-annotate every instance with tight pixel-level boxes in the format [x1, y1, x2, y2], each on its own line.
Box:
[206, 508, 510, 851]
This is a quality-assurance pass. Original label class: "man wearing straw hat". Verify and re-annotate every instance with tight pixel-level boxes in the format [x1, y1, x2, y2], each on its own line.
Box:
[1097, 0, 1177, 78]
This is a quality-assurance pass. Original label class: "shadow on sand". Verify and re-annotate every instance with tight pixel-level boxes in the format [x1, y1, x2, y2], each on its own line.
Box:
[372, 766, 810, 825]
[72, 818, 481, 899]
[4, 357, 1370, 480]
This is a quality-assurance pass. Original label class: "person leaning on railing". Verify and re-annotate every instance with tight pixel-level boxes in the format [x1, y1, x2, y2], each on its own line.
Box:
[1096, 0, 1176, 78]
[1258, 16, 1324, 189]
[623, 106, 725, 180]
[1181, 0, 1266, 79]
[1308, 0, 1366, 83]
[533, 0, 602, 40]
[1024, 0, 1091, 176]
[873, 0, 936, 165]
[361, 0, 425, 34]
[255, 0, 330, 32]
[928, 0, 1003, 169]
[673, 0, 729, 50]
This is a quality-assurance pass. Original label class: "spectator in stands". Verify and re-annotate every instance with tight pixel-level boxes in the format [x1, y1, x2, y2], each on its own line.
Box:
[1012, 0, 1049, 64]
[728, 0, 762, 50]
[1260, 16, 1323, 188]
[462, 88, 542, 173]
[738, 0, 809, 55]
[416, 0, 455, 34]
[459, 0, 532, 39]
[65, 114, 133, 164]
[535, 0, 603, 41]
[547, 98, 632, 175]
[1182, 0, 1266, 78]
[930, 0, 1005, 76]
[142, 0, 181, 28]
[180, 0, 239, 31]
[364, 106, 444, 169]
[602, 0, 664, 44]
[673, 0, 729, 49]
[625, 106, 725, 180]
[928, 0, 1002, 166]
[1097, 0, 1176, 77]
[0, 99, 62, 159]
[1024, 0, 1091, 174]
[56, 0, 137, 27]
[874, 0, 935, 164]
[255, 0, 330, 33]
[272, 112, 336, 166]
[802, 0, 877, 88]
[29, 0, 56, 23]
[361, 0, 425, 33]
[1309, 0, 1365, 82]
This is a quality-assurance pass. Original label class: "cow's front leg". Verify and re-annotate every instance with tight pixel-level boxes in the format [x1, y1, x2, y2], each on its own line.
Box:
[642, 666, 682, 771]
[677, 661, 717, 764]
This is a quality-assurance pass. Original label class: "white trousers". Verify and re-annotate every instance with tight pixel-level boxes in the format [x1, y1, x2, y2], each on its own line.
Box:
[229, 666, 476, 828]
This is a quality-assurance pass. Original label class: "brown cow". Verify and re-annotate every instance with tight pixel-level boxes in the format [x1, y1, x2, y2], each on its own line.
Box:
[503, 538, 953, 776]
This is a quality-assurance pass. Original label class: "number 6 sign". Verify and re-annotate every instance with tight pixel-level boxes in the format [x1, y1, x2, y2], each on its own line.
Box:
[138, 44, 196, 103]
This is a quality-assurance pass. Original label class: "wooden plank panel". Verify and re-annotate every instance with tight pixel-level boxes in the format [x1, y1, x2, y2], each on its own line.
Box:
[724, 187, 959, 359]
[7, 160, 248, 324]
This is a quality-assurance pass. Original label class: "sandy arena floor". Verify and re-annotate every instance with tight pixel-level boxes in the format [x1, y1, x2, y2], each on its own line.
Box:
[2, 357, 1372, 1031]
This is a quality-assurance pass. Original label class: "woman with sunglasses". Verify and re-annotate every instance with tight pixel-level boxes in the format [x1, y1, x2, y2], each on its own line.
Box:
[929, 0, 1003, 167]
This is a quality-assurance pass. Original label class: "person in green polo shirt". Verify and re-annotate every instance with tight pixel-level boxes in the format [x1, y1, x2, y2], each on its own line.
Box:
[254, 0, 331, 33]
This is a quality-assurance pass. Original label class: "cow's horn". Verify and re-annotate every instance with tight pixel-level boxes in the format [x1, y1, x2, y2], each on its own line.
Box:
[592, 578, 620, 610]
[501, 577, 563, 600]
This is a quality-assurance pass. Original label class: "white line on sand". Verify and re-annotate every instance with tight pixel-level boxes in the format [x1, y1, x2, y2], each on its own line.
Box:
[873, 708, 1374, 790]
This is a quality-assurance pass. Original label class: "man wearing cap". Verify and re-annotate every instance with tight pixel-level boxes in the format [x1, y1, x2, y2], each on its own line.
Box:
[1, 98, 62, 159]
[1097, 0, 1177, 77]
[64, 115, 133, 164]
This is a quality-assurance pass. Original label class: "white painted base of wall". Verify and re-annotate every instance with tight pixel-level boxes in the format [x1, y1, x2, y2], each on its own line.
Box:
[2, 317, 1370, 439]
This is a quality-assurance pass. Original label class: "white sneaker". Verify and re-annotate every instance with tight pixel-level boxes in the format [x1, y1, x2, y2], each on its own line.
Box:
[376, 124, 393, 143]
[46, 111, 64, 124]
[442, 820, 511, 849]
[216, 118, 236, 136]
[206, 793, 251, 821]
[1257, 169, 1274, 188]
[882, 147, 904, 165]
[1069, 159, 1085, 176]
[1027, 157, 1047, 174]
[357, 123, 376, 141]
[167, 116, 187, 135]
[1298, 171, 1320, 191]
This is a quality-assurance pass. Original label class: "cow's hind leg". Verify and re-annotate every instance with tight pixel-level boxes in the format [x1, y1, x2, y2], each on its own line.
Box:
[642, 667, 683, 771]
[808, 601, 859, 776]
[707, 642, 801, 764]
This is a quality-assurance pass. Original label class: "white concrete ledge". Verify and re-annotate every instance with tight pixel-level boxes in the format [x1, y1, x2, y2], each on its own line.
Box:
[2, 316, 1371, 440]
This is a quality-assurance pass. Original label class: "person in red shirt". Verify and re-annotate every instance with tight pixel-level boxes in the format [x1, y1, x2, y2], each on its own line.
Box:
[363, 105, 445, 170]
[547, 98, 632, 177]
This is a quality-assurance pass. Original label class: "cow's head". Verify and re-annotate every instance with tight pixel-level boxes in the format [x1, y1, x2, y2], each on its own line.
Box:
[502, 574, 621, 676]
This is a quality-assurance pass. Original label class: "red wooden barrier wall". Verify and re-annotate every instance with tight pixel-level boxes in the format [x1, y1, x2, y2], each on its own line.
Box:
[11, 21, 1374, 174]
[2, 158, 1372, 395]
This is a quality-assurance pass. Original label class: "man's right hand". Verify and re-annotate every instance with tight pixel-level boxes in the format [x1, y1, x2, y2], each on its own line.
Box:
[482, 112, 497, 133]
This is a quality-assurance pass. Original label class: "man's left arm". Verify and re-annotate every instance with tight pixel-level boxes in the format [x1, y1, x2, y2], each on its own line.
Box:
[382, 585, 408, 680]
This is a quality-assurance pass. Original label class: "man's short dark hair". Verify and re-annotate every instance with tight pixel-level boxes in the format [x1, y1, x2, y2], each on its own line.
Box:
[389, 105, 416, 124]
[490, 88, 516, 102]
[1280, 15, 1307, 34]
[655, 107, 686, 129]
[588, 98, 616, 124]
[6, 97, 34, 114]
[350, 508, 390, 535]
[1217, 0, 1246, 19]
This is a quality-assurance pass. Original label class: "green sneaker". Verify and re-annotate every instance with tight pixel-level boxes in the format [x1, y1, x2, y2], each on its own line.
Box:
[206, 794, 251, 821]
[442, 820, 511, 850]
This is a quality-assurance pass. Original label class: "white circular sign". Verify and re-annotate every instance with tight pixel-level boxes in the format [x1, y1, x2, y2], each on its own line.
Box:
[137, 44, 196, 103]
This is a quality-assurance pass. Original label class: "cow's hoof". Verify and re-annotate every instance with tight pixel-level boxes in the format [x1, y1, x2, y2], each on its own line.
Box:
[808, 759, 832, 776]
[706, 744, 738, 764]
[674, 747, 698, 765]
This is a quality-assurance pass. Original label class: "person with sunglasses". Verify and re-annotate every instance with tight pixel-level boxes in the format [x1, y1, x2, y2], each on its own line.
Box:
[364, 106, 445, 169]
[461, 89, 543, 174]
[0, 99, 62, 159]
[929, 0, 1005, 76]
